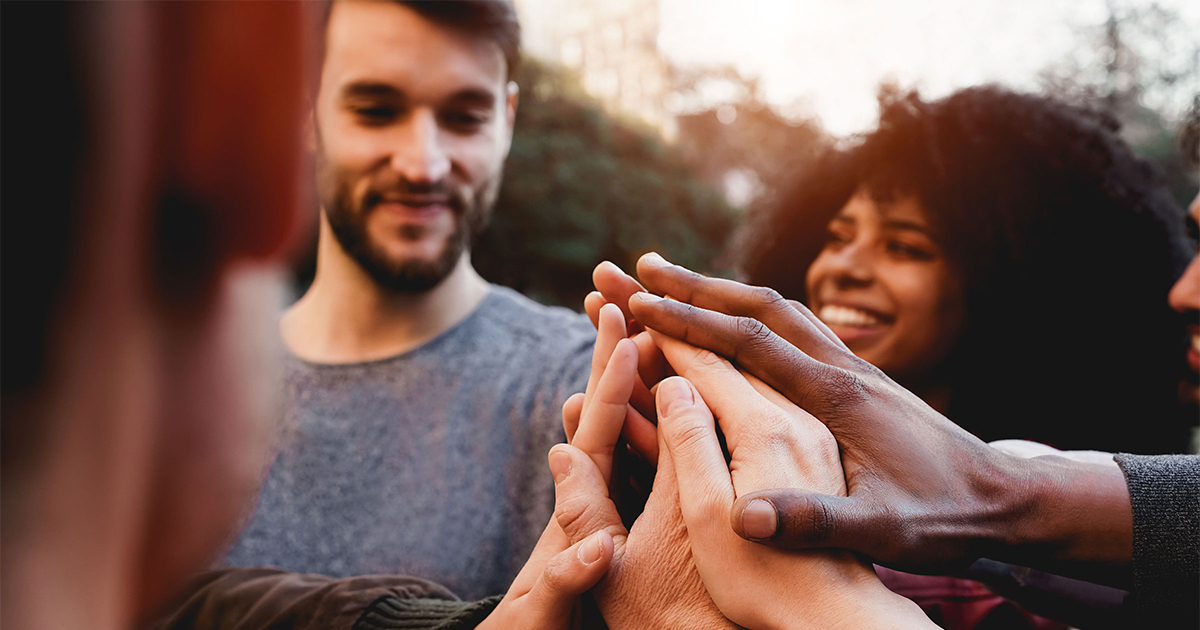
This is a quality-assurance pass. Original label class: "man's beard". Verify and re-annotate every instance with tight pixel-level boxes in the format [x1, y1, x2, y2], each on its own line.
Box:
[321, 167, 498, 294]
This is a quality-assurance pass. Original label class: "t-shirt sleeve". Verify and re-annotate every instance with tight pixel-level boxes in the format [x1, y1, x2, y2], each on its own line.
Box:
[1113, 453, 1200, 627]
[141, 567, 467, 630]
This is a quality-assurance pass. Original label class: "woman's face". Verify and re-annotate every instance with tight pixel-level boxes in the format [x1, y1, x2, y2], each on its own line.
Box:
[805, 190, 966, 384]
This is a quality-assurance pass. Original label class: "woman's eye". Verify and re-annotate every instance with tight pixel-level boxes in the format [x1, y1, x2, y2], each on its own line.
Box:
[825, 230, 851, 246]
[887, 241, 934, 260]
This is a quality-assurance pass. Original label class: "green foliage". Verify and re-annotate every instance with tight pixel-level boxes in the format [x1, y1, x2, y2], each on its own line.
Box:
[474, 58, 739, 310]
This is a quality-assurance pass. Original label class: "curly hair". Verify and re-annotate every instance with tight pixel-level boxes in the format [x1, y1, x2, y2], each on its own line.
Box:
[1182, 94, 1200, 170]
[737, 85, 1195, 454]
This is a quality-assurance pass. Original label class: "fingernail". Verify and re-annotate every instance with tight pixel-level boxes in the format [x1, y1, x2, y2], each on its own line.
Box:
[741, 499, 777, 539]
[578, 532, 605, 564]
[642, 252, 668, 267]
[656, 377, 694, 418]
[632, 292, 663, 304]
[549, 449, 571, 484]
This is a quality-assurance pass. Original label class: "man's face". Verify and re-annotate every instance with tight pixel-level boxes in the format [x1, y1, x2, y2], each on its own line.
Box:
[1168, 191, 1200, 404]
[314, 0, 516, 292]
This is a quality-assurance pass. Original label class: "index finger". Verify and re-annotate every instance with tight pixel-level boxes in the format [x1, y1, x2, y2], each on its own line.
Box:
[635, 253, 851, 365]
[593, 260, 645, 331]
[631, 295, 854, 419]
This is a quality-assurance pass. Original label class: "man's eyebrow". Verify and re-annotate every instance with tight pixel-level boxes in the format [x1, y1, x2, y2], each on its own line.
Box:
[340, 81, 402, 99]
[443, 88, 496, 108]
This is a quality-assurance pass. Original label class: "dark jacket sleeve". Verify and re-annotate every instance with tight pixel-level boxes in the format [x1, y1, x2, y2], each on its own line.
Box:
[141, 567, 502, 630]
[1113, 453, 1200, 628]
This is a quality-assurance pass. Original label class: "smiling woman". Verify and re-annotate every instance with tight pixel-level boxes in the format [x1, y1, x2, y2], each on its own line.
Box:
[804, 191, 965, 396]
[736, 85, 1194, 455]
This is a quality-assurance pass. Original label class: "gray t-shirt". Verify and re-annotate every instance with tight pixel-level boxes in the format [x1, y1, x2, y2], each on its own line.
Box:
[224, 286, 595, 600]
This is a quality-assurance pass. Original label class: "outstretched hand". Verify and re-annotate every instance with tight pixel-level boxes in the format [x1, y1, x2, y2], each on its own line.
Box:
[601, 254, 1132, 586]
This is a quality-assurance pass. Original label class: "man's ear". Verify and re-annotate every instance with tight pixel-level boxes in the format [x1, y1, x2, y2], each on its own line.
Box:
[499, 80, 519, 159]
[305, 109, 318, 156]
[505, 80, 519, 128]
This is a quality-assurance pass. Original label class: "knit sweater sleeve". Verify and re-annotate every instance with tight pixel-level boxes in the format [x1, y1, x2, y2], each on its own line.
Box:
[141, 567, 498, 630]
[1113, 453, 1200, 627]
[352, 595, 503, 629]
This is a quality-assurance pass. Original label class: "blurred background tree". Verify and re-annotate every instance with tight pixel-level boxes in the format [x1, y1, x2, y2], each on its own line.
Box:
[473, 57, 740, 308]
[1038, 0, 1199, 207]
[669, 65, 829, 270]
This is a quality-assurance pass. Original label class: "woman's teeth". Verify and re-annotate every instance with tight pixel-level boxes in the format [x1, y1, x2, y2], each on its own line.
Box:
[818, 305, 885, 328]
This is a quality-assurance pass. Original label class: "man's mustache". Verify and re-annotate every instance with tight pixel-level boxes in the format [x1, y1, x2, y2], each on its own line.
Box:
[363, 181, 469, 215]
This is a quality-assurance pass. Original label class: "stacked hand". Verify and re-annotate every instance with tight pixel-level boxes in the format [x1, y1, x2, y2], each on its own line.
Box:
[557, 293, 931, 628]
[494, 251, 1135, 628]
[481, 302, 736, 630]
[593, 253, 1133, 588]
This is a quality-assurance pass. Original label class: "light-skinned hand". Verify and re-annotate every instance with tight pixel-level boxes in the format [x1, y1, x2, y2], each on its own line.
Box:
[556, 303, 737, 630]
[652, 337, 933, 630]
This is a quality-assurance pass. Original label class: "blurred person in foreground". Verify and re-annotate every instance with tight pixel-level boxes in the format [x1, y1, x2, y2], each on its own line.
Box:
[0, 6, 934, 630]
[222, 0, 597, 600]
[0, 3, 613, 630]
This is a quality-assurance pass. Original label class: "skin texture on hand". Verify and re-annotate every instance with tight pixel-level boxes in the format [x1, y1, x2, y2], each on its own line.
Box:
[594, 254, 1133, 587]
[475, 501, 613, 629]
[557, 303, 737, 630]
[651, 340, 934, 630]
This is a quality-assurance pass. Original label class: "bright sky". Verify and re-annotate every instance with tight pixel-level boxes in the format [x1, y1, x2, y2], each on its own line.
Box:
[658, 0, 1200, 136]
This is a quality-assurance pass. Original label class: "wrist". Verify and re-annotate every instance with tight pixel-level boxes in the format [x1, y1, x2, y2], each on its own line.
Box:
[986, 452, 1132, 586]
[769, 557, 935, 630]
[773, 568, 933, 630]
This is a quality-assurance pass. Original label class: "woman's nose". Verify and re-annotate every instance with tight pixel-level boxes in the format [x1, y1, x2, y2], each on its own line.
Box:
[826, 239, 875, 287]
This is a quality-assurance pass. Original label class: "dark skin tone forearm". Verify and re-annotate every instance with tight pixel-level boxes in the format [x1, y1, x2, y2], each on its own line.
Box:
[590, 253, 1132, 588]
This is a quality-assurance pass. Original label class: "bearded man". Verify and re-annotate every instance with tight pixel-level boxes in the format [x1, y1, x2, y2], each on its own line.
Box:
[223, 0, 595, 600]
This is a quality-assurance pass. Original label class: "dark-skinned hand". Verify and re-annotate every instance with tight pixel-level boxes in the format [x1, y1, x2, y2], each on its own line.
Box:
[592, 254, 1133, 588]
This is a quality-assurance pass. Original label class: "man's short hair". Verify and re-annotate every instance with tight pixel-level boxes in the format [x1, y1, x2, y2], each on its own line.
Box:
[313, 0, 521, 93]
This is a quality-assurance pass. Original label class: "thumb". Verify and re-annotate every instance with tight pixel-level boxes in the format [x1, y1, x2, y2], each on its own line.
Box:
[517, 530, 613, 626]
[731, 490, 882, 552]
[550, 444, 627, 546]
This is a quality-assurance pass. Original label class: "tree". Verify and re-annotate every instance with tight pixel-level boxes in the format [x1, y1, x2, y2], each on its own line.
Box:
[1039, 0, 1199, 207]
[474, 58, 739, 309]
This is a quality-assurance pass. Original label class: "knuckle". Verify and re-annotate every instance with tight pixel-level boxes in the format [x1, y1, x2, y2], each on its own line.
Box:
[751, 286, 788, 311]
[689, 346, 730, 371]
[733, 316, 773, 352]
[801, 494, 835, 545]
[666, 416, 714, 456]
[539, 557, 569, 592]
[817, 368, 868, 411]
[554, 495, 609, 541]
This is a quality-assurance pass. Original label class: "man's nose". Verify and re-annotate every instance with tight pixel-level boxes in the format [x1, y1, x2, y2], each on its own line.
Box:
[390, 110, 451, 184]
